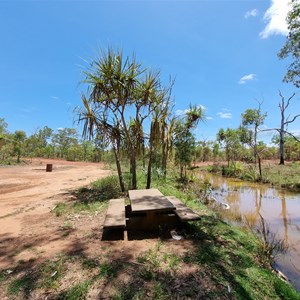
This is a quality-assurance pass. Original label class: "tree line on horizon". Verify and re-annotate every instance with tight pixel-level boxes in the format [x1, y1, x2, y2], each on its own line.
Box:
[1, 109, 299, 175]
[0, 121, 107, 164]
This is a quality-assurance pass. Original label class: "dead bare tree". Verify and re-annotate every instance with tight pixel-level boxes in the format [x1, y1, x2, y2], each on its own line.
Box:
[278, 91, 300, 164]
[263, 91, 300, 165]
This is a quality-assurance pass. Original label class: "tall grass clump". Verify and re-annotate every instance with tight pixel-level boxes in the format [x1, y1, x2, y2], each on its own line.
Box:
[73, 175, 122, 203]
[91, 175, 122, 200]
[245, 214, 288, 265]
[221, 162, 244, 177]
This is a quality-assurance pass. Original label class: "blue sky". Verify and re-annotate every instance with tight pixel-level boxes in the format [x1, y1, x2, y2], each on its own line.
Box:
[0, 0, 299, 143]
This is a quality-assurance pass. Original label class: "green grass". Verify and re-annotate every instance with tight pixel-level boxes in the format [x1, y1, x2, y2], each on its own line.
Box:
[112, 283, 145, 300]
[53, 201, 108, 217]
[59, 280, 91, 300]
[0, 272, 7, 283]
[162, 252, 180, 272]
[7, 276, 34, 296]
[53, 202, 68, 217]
[152, 281, 170, 300]
[262, 163, 300, 191]
[72, 201, 107, 213]
[203, 161, 300, 192]
[52, 175, 122, 217]
[4, 216, 299, 299]
[81, 258, 98, 269]
[38, 256, 65, 289]
[59, 221, 74, 237]
[182, 217, 300, 300]
[98, 262, 117, 278]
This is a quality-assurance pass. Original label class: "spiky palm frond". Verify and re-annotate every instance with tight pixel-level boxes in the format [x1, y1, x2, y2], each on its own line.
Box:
[185, 104, 205, 129]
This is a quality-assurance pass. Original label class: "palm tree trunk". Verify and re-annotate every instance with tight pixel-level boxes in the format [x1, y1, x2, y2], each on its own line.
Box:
[112, 144, 125, 192]
[146, 147, 153, 189]
[180, 165, 184, 180]
[146, 122, 155, 189]
[130, 154, 137, 190]
[162, 131, 167, 178]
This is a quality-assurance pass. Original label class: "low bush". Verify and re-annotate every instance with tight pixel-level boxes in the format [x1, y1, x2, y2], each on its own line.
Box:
[91, 175, 122, 200]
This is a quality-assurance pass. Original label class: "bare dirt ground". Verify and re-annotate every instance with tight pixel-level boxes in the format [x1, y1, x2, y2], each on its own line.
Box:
[0, 158, 201, 299]
[0, 158, 114, 268]
[0, 159, 233, 274]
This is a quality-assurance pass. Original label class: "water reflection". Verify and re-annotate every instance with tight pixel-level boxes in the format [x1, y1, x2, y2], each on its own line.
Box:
[198, 172, 300, 291]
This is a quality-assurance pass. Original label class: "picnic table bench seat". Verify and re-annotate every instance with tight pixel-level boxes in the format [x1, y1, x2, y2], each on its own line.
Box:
[166, 196, 201, 222]
[103, 198, 126, 229]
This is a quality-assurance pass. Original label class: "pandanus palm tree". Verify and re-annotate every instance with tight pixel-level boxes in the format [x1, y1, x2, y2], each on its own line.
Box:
[79, 48, 168, 190]
[145, 79, 175, 188]
[77, 96, 126, 192]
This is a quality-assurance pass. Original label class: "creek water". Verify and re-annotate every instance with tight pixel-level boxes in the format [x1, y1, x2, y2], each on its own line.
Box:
[198, 172, 300, 291]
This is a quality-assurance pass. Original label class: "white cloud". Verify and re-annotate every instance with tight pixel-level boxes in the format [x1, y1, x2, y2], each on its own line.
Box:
[291, 129, 300, 136]
[175, 109, 186, 116]
[20, 107, 37, 113]
[245, 9, 259, 19]
[206, 116, 214, 120]
[238, 73, 256, 84]
[217, 110, 232, 119]
[52, 96, 59, 100]
[259, 0, 290, 39]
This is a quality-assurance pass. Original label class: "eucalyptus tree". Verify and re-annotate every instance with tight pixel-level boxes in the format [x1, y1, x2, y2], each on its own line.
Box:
[78, 48, 166, 190]
[195, 139, 213, 162]
[0, 118, 8, 135]
[93, 133, 110, 162]
[0, 118, 8, 152]
[283, 136, 300, 161]
[174, 122, 196, 180]
[13, 130, 27, 163]
[173, 105, 205, 180]
[0, 119, 13, 163]
[217, 128, 242, 168]
[79, 139, 94, 161]
[241, 107, 266, 179]
[26, 126, 53, 157]
[278, 0, 300, 87]
[52, 128, 78, 158]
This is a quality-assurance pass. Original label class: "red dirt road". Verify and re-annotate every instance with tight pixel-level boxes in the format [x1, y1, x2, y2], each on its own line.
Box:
[0, 159, 112, 268]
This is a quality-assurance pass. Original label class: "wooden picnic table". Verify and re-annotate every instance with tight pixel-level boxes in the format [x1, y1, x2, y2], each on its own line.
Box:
[128, 188, 176, 230]
[128, 188, 175, 213]
[102, 189, 201, 238]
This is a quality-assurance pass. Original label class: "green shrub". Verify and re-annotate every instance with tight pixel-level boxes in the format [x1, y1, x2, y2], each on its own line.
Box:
[59, 280, 91, 300]
[221, 162, 244, 177]
[92, 175, 122, 200]
[53, 203, 68, 217]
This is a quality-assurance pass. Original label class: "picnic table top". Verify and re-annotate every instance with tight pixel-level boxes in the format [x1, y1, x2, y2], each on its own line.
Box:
[128, 188, 175, 213]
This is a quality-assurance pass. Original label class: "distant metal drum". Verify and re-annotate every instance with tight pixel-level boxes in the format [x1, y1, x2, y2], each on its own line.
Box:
[46, 164, 53, 172]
